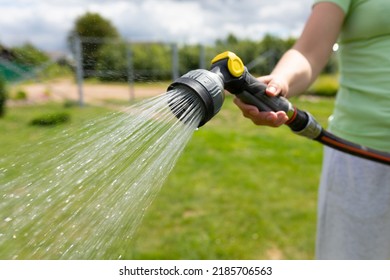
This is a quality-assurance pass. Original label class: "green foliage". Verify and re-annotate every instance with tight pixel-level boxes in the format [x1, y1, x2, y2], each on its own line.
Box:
[14, 89, 27, 100]
[0, 76, 7, 117]
[214, 34, 261, 66]
[37, 62, 73, 80]
[0, 44, 49, 83]
[30, 112, 71, 126]
[309, 74, 339, 97]
[95, 42, 173, 82]
[254, 34, 295, 75]
[68, 12, 120, 77]
[322, 51, 339, 74]
[179, 44, 203, 74]
[64, 10, 339, 82]
[132, 43, 172, 81]
[72, 12, 119, 38]
[63, 99, 80, 108]
[213, 33, 296, 76]
[11, 43, 50, 66]
[1, 43, 72, 83]
[95, 41, 128, 81]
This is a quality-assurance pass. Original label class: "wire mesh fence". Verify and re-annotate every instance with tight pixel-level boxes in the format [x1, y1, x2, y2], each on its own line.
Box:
[70, 35, 211, 105]
[2, 36, 281, 105]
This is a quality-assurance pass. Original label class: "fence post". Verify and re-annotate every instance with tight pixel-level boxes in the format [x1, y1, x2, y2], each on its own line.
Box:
[126, 43, 135, 101]
[199, 44, 206, 69]
[171, 43, 179, 80]
[74, 35, 84, 107]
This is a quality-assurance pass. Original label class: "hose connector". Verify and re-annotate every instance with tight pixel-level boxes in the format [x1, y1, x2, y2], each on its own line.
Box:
[292, 112, 322, 140]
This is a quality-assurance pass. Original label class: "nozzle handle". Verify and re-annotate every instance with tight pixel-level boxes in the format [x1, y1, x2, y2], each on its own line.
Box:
[236, 70, 310, 133]
[210, 51, 321, 138]
[234, 71, 293, 116]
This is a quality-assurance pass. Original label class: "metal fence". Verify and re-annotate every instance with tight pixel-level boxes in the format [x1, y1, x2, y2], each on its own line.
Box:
[2, 36, 278, 106]
[71, 36, 210, 106]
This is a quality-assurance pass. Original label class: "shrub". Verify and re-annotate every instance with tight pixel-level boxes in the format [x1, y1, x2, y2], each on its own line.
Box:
[30, 112, 71, 126]
[14, 89, 28, 100]
[308, 74, 339, 97]
[0, 76, 7, 117]
[63, 99, 79, 108]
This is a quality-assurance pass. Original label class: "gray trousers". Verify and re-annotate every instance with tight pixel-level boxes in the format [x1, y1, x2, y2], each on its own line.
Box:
[316, 147, 390, 259]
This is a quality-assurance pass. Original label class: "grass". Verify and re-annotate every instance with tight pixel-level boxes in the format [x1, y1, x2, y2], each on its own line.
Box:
[0, 103, 110, 153]
[0, 95, 335, 259]
[127, 95, 332, 260]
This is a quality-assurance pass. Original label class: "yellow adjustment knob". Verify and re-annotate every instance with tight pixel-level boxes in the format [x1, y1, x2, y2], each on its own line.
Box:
[227, 52, 244, 77]
[211, 51, 245, 77]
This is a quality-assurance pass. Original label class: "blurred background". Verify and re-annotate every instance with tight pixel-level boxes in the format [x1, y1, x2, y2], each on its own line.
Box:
[1, 0, 338, 104]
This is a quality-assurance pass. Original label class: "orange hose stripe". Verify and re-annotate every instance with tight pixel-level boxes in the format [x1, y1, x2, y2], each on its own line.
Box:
[321, 135, 390, 163]
[285, 108, 297, 125]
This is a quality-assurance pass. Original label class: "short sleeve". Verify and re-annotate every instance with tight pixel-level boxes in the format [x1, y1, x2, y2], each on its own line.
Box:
[313, 0, 350, 13]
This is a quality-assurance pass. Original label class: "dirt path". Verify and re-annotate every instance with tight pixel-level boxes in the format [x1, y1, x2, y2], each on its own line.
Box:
[14, 78, 169, 104]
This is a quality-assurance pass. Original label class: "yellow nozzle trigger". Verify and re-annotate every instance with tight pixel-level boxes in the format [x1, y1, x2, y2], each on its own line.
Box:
[211, 51, 245, 78]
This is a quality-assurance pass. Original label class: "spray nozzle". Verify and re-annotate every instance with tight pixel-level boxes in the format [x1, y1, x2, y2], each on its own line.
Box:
[167, 69, 224, 127]
[167, 51, 315, 136]
[166, 52, 246, 128]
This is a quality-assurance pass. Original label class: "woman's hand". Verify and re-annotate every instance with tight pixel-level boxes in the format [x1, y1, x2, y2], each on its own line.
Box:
[233, 75, 289, 127]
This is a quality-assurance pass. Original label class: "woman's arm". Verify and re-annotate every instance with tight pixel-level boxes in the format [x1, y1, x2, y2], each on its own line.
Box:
[234, 2, 345, 126]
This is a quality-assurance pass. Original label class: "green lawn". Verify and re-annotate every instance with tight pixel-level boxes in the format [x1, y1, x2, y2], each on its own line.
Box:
[0, 95, 334, 259]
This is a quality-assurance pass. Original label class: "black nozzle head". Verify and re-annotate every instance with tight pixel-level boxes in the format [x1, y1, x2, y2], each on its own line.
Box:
[167, 69, 224, 127]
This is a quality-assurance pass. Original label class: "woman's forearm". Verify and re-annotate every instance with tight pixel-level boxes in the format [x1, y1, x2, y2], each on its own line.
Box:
[270, 48, 314, 97]
[270, 2, 345, 98]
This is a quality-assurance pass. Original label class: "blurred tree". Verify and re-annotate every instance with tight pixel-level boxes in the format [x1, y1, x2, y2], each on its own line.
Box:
[96, 41, 128, 81]
[96, 42, 173, 82]
[179, 44, 201, 74]
[253, 34, 295, 75]
[68, 12, 120, 78]
[131, 43, 172, 81]
[11, 43, 49, 66]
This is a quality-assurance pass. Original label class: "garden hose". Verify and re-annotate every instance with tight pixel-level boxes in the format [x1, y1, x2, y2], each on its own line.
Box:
[167, 51, 390, 166]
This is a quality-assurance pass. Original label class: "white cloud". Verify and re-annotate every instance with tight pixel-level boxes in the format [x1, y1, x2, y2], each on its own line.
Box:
[0, 0, 313, 52]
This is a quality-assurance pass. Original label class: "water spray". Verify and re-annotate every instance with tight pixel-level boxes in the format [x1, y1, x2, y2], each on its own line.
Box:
[168, 51, 390, 166]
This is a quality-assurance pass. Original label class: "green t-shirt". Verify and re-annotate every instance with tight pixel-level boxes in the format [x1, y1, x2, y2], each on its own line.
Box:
[314, 0, 390, 151]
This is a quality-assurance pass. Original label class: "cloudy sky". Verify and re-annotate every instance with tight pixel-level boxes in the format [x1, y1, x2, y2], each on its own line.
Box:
[0, 0, 313, 53]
